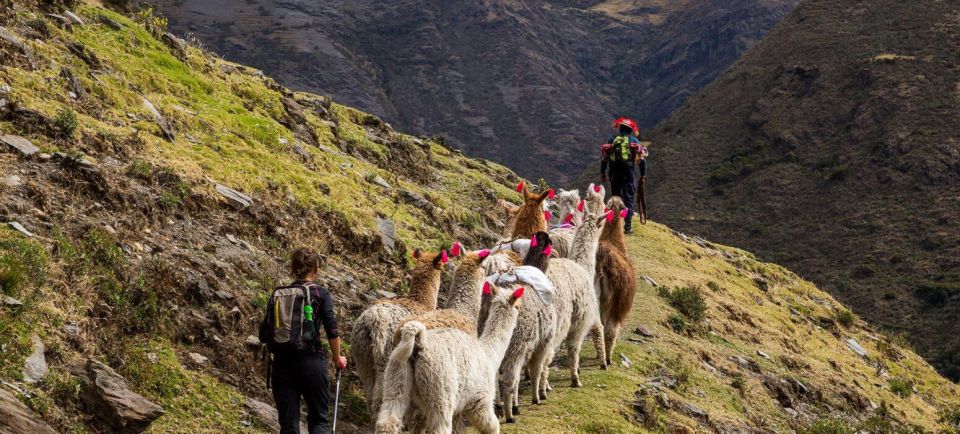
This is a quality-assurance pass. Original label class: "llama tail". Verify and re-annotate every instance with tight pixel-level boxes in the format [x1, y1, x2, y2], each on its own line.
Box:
[375, 321, 426, 434]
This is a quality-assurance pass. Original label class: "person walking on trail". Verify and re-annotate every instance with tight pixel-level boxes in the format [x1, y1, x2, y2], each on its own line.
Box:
[601, 117, 649, 233]
[259, 247, 347, 434]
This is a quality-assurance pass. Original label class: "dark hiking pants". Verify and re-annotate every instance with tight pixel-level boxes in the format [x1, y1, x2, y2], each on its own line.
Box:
[272, 353, 330, 434]
[609, 166, 636, 231]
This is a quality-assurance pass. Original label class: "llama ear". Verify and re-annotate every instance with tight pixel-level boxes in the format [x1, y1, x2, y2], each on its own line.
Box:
[577, 199, 585, 212]
[412, 248, 423, 259]
[543, 245, 553, 256]
[477, 249, 490, 259]
[440, 250, 450, 264]
[530, 235, 538, 247]
[593, 184, 602, 193]
[510, 287, 525, 306]
[620, 209, 628, 219]
[482, 281, 492, 296]
[451, 242, 463, 257]
[543, 211, 551, 221]
[515, 181, 525, 193]
[564, 213, 574, 224]
[547, 189, 555, 200]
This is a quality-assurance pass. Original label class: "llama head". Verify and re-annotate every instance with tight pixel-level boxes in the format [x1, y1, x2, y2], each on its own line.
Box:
[482, 283, 524, 309]
[522, 231, 553, 271]
[543, 244, 553, 256]
[411, 248, 449, 270]
[563, 213, 575, 225]
[521, 182, 551, 205]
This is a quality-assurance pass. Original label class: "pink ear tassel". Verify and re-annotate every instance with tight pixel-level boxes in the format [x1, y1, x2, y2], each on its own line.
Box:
[477, 249, 490, 259]
[530, 235, 538, 247]
[512, 287, 525, 299]
[441, 250, 449, 264]
[543, 245, 553, 256]
[577, 199, 585, 212]
[620, 209, 628, 219]
[564, 213, 574, 224]
[451, 242, 462, 257]
[482, 281, 492, 295]
[543, 211, 551, 221]
[594, 185, 602, 193]
[606, 211, 614, 223]
[547, 189, 555, 200]
[604, 207, 610, 213]
[516, 182, 525, 192]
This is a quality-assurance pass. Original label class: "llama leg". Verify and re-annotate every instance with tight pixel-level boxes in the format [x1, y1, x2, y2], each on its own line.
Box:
[424, 408, 454, 434]
[605, 321, 620, 367]
[468, 402, 502, 434]
[499, 374, 518, 423]
[591, 322, 607, 370]
[542, 347, 554, 393]
[528, 348, 550, 404]
[567, 333, 588, 388]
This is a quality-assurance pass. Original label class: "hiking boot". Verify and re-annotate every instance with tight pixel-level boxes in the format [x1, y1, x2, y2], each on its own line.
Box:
[624, 227, 634, 235]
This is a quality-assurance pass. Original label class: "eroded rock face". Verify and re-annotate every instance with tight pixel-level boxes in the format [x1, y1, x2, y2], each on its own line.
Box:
[0, 388, 58, 434]
[71, 359, 165, 433]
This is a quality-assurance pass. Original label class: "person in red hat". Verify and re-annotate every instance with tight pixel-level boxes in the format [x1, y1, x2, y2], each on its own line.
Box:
[600, 117, 648, 233]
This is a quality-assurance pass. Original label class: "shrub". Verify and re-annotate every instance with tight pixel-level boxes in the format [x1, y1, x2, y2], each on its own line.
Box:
[706, 281, 722, 292]
[55, 107, 78, 138]
[731, 373, 745, 394]
[134, 7, 168, 37]
[888, 377, 913, 398]
[0, 229, 49, 294]
[940, 406, 960, 431]
[660, 285, 708, 322]
[799, 417, 853, 434]
[835, 309, 856, 328]
[667, 314, 686, 333]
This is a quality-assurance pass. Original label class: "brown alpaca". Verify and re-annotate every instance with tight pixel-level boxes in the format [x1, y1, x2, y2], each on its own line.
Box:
[593, 197, 636, 366]
[352, 248, 450, 414]
[511, 182, 552, 239]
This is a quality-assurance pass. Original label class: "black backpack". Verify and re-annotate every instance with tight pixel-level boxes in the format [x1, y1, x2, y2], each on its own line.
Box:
[259, 283, 320, 354]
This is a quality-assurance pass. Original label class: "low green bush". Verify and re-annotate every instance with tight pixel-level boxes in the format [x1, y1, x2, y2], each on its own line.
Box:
[660, 285, 708, 322]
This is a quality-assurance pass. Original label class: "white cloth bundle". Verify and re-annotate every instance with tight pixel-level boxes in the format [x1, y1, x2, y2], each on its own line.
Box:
[488, 239, 532, 259]
[485, 265, 555, 305]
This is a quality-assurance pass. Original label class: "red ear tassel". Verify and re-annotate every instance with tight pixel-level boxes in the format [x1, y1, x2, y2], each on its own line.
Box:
[547, 189, 555, 200]
[543, 211, 551, 221]
[516, 182, 525, 192]
[620, 209, 628, 219]
[606, 211, 614, 223]
[543, 245, 553, 256]
[441, 250, 449, 264]
[477, 249, 490, 259]
[577, 199, 585, 212]
[564, 213, 574, 224]
[594, 184, 602, 193]
[530, 235, 538, 247]
[512, 287, 525, 299]
[482, 281, 492, 295]
[451, 242, 462, 257]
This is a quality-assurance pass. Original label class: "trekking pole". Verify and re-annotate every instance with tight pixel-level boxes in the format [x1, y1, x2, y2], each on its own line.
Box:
[332, 368, 342, 433]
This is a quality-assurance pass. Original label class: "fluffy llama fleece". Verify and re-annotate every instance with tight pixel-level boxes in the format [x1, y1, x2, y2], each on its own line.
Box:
[550, 183, 606, 258]
[351, 248, 449, 415]
[593, 197, 637, 366]
[553, 189, 582, 225]
[375, 285, 524, 434]
[395, 249, 491, 339]
[511, 182, 553, 239]
[497, 199, 520, 238]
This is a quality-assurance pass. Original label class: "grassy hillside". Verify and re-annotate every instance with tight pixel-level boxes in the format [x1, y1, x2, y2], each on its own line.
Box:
[646, 0, 960, 380]
[1, 1, 958, 432]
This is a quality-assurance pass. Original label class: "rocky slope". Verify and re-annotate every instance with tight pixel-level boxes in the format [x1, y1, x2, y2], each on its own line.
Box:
[647, 0, 960, 381]
[1, 1, 958, 432]
[149, 0, 797, 184]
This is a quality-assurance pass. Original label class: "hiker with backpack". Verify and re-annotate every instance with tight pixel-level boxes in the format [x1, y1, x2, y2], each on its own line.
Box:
[600, 117, 649, 233]
[259, 247, 347, 434]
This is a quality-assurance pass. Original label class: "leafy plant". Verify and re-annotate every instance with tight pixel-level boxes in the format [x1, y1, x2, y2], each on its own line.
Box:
[835, 309, 856, 328]
[799, 417, 854, 434]
[55, 107, 78, 138]
[660, 285, 708, 322]
[888, 377, 913, 398]
[134, 7, 168, 37]
[666, 314, 686, 333]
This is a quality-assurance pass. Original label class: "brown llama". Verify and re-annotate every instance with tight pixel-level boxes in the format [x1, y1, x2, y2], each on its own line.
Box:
[592, 196, 637, 367]
[498, 198, 520, 238]
[511, 182, 553, 239]
[351, 247, 452, 415]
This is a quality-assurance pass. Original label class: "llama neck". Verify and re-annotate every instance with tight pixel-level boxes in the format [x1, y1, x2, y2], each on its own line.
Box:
[408, 263, 442, 309]
[600, 217, 626, 252]
[512, 204, 546, 238]
[446, 262, 485, 322]
[479, 303, 519, 361]
[570, 219, 602, 271]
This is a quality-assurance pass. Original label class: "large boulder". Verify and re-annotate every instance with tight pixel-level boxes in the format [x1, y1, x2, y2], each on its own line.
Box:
[71, 359, 164, 433]
[0, 388, 57, 434]
[1, 135, 40, 156]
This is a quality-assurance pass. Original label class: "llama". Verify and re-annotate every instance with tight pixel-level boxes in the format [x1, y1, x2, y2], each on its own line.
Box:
[375, 284, 525, 434]
[395, 249, 491, 339]
[549, 183, 606, 258]
[593, 197, 637, 366]
[497, 199, 520, 238]
[511, 182, 553, 239]
[351, 247, 451, 415]
[554, 189, 582, 226]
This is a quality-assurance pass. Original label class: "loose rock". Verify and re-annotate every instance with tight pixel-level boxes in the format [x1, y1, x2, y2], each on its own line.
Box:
[245, 335, 261, 348]
[633, 325, 655, 338]
[188, 353, 208, 364]
[244, 398, 307, 433]
[64, 11, 85, 25]
[619, 353, 632, 368]
[1, 134, 40, 156]
[376, 290, 398, 299]
[2, 295, 23, 307]
[845, 338, 868, 358]
[1, 175, 21, 188]
[22, 335, 48, 384]
[142, 97, 175, 141]
[0, 388, 58, 434]
[641, 275, 658, 287]
[370, 175, 392, 190]
[71, 359, 165, 431]
[215, 184, 253, 209]
[375, 214, 398, 255]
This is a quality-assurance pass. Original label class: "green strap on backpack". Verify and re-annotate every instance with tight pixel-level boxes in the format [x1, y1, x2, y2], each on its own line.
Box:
[610, 136, 632, 162]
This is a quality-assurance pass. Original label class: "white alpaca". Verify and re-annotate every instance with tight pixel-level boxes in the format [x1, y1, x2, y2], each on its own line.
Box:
[375, 285, 525, 434]
[351, 248, 449, 415]
[549, 183, 606, 258]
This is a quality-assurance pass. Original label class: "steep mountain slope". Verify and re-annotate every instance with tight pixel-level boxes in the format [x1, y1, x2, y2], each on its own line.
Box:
[150, 0, 797, 183]
[1, 2, 958, 433]
[648, 0, 960, 380]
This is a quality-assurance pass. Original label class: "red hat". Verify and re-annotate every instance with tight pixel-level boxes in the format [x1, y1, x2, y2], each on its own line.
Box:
[613, 117, 639, 135]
